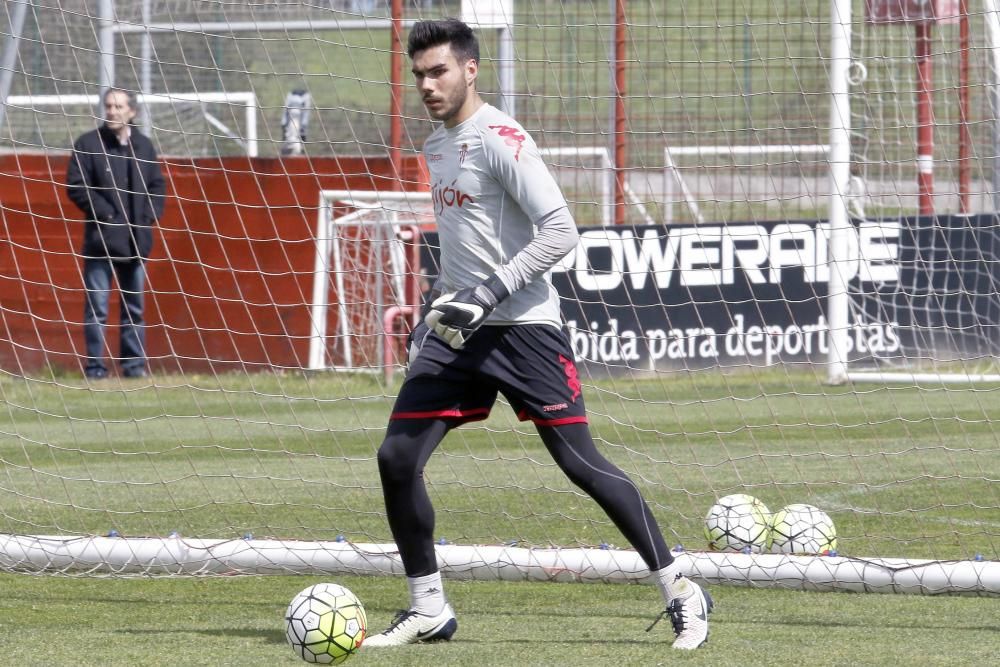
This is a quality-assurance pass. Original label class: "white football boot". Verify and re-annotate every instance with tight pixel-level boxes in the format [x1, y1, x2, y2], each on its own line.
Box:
[363, 603, 457, 647]
[649, 575, 713, 649]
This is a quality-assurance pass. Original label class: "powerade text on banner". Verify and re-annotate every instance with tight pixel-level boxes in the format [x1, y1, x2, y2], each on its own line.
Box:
[418, 216, 1000, 374]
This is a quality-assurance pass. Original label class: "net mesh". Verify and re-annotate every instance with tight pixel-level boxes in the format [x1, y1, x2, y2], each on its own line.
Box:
[0, 1, 997, 584]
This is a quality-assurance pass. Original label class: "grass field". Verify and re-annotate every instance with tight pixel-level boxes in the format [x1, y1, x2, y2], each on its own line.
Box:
[1, 369, 998, 664]
[5, 2, 1000, 658]
[2, 370, 997, 556]
[1, 571, 998, 666]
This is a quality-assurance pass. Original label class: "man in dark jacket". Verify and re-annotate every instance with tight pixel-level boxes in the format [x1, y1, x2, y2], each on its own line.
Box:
[66, 87, 166, 379]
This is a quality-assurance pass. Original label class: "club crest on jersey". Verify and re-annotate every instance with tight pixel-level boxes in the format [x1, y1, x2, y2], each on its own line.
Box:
[459, 143, 469, 165]
[488, 124, 526, 160]
[432, 179, 475, 214]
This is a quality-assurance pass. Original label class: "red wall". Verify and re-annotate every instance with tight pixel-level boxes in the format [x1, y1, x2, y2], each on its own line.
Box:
[0, 153, 429, 375]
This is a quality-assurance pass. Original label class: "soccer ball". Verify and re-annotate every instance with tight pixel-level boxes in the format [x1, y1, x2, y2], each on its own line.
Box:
[704, 493, 771, 553]
[768, 503, 837, 555]
[285, 583, 367, 664]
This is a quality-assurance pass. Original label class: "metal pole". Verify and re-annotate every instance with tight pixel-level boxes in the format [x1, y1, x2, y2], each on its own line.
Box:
[115, 19, 419, 35]
[497, 25, 515, 117]
[984, 0, 1000, 211]
[613, 0, 627, 225]
[826, 0, 852, 385]
[915, 22, 934, 215]
[97, 0, 115, 98]
[140, 0, 152, 136]
[607, 0, 616, 223]
[958, 0, 970, 213]
[389, 0, 403, 187]
[0, 0, 31, 133]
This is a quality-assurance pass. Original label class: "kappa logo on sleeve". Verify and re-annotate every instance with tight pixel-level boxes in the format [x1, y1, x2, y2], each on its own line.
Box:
[487, 124, 526, 161]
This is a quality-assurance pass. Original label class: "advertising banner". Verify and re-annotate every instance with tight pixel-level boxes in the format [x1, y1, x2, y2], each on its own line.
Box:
[549, 220, 900, 371]
[421, 215, 999, 374]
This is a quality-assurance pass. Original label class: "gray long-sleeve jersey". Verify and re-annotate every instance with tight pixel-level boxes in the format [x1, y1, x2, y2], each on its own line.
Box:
[423, 103, 579, 328]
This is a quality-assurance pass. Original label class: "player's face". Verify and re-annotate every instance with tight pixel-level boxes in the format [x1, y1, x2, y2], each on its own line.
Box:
[411, 44, 478, 127]
[103, 91, 136, 131]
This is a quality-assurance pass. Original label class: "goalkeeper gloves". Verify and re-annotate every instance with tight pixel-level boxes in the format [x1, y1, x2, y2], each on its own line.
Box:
[424, 274, 510, 349]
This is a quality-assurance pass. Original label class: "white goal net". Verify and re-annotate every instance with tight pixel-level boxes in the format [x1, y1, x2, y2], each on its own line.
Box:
[0, 1, 997, 596]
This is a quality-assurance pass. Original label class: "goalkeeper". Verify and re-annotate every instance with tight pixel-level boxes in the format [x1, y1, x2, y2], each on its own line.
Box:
[365, 18, 713, 650]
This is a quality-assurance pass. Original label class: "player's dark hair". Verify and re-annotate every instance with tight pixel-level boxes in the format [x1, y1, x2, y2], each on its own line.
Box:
[406, 18, 479, 64]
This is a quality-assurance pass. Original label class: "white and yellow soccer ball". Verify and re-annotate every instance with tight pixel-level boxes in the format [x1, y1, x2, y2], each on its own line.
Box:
[704, 493, 772, 553]
[285, 583, 367, 664]
[767, 503, 837, 555]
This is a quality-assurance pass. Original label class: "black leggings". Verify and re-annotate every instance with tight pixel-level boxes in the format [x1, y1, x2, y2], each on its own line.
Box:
[377, 419, 673, 577]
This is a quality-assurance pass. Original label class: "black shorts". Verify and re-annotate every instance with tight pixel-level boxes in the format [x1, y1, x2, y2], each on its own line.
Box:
[391, 324, 588, 426]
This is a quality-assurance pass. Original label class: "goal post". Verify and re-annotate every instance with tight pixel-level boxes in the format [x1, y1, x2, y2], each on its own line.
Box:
[308, 190, 431, 378]
[2, 535, 997, 595]
[826, 0, 1000, 385]
[2, 92, 259, 156]
[542, 146, 654, 226]
[663, 144, 831, 224]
